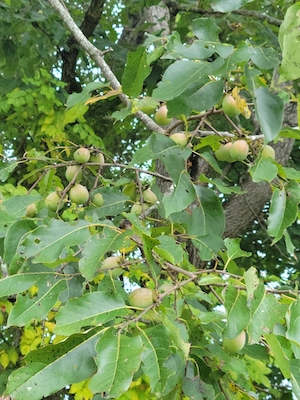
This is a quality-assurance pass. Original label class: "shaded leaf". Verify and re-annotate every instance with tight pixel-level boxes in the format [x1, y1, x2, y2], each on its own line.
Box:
[89, 331, 143, 397]
[54, 291, 127, 336]
[6, 332, 99, 400]
[223, 286, 250, 339]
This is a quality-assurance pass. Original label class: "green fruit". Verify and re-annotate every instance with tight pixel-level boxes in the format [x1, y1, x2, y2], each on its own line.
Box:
[223, 331, 246, 353]
[69, 184, 89, 205]
[154, 105, 172, 126]
[65, 165, 82, 182]
[25, 203, 37, 217]
[170, 132, 188, 146]
[128, 288, 154, 308]
[122, 182, 137, 201]
[215, 142, 235, 163]
[230, 140, 249, 161]
[45, 192, 64, 212]
[222, 94, 241, 117]
[131, 202, 149, 215]
[101, 256, 123, 278]
[158, 282, 174, 293]
[73, 147, 90, 163]
[93, 193, 104, 207]
[90, 152, 105, 164]
[261, 145, 275, 159]
[142, 188, 157, 204]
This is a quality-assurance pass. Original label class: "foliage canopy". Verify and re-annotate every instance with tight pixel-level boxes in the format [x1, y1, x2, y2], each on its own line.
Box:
[1, 0, 300, 399]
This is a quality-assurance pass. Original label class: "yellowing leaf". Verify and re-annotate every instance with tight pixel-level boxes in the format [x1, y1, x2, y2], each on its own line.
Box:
[0, 352, 10, 369]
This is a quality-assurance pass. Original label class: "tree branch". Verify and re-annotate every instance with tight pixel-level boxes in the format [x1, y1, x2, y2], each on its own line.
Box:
[165, 1, 282, 27]
[47, 0, 164, 134]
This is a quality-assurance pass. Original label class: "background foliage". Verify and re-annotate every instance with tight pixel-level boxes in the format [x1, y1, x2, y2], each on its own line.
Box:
[1, 0, 300, 399]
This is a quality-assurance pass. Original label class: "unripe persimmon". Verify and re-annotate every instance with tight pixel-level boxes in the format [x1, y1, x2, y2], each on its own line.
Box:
[128, 288, 154, 308]
[73, 147, 90, 163]
[122, 182, 137, 201]
[261, 145, 275, 159]
[222, 94, 240, 117]
[154, 105, 172, 126]
[90, 152, 105, 164]
[223, 331, 246, 353]
[92, 193, 104, 207]
[26, 203, 37, 217]
[142, 188, 157, 204]
[65, 165, 82, 183]
[158, 282, 174, 293]
[69, 184, 89, 205]
[230, 140, 249, 161]
[170, 132, 188, 147]
[101, 256, 123, 278]
[215, 142, 235, 163]
[131, 202, 149, 215]
[45, 192, 64, 212]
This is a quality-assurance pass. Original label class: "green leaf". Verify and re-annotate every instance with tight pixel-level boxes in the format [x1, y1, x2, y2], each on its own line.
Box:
[248, 283, 287, 343]
[89, 331, 143, 397]
[249, 156, 278, 182]
[149, 133, 192, 161]
[141, 325, 175, 396]
[248, 45, 279, 70]
[54, 291, 127, 336]
[290, 359, 300, 399]
[20, 219, 91, 264]
[6, 331, 100, 400]
[191, 186, 225, 237]
[63, 102, 89, 125]
[199, 175, 246, 194]
[0, 160, 19, 181]
[153, 60, 212, 101]
[278, 3, 300, 82]
[167, 79, 224, 116]
[66, 82, 108, 109]
[191, 234, 224, 261]
[212, 0, 253, 12]
[264, 333, 290, 379]
[153, 235, 183, 265]
[286, 298, 300, 347]
[162, 154, 196, 217]
[0, 272, 51, 297]
[268, 182, 300, 244]
[121, 46, 152, 98]
[3, 219, 36, 265]
[244, 267, 259, 304]
[224, 238, 252, 263]
[79, 228, 129, 280]
[223, 286, 250, 339]
[7, 278, 67, 327]
[254, 87, 284, 144]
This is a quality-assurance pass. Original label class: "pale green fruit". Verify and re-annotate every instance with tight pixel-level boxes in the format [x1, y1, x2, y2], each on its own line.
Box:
[158, 282, 174, 294]
[65, 165, 82, 182]
[128, 288, 154, 308]
[101, 256, 123, 278]
[261, 145, 275, 159]
[215, 142, 235, 163]
[45, 192, 64, 212]
[73, 147, 90, 163]
[69, 184, 89, 205]
[154, 105, 172, 126]
[230, 140, 249, 161]
[170, 132, 188, 146]
[131, 202, 149, 215]
[25, 203, 37, 217]
[122, 182, 137, 201]
[222, 94, 240, 117]
[90, 152, 105, 164]
[223, 331, 246, 353]
[93, 193, 104, 207]
[142, 188, 157, 204]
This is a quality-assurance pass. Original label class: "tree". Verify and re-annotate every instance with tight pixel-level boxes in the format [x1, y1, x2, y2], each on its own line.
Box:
[1, 0, 300, 399]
